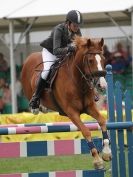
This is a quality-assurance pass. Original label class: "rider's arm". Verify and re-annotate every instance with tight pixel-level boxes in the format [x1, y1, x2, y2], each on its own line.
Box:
[53, 26, 81, 56]
[53, 27, 68, 56]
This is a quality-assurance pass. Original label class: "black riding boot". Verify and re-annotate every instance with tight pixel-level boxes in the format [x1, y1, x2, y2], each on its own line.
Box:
[29, 76, 46, 114]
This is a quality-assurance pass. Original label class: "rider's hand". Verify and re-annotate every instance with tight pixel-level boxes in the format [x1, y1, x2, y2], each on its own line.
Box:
[67, 43, 76, 53]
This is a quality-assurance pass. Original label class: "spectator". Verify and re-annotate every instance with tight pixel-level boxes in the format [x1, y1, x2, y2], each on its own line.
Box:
[0, 94, 4, 113]
[2, 84, 11, 105]
[126, 45, 132, 68]
[0, 78, 6, 88]
[15, 75, 22, 97]
[0, 53, 8, 72]
[111, 42, 127, 74]
[103, 45, 112, 66]
[0, 78, 10, 113]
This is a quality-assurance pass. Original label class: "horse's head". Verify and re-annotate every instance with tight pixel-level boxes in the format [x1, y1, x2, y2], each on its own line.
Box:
[73, 36, 107, 90]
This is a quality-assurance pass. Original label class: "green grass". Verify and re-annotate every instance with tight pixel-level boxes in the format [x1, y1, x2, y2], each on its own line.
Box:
[0, 154, 111, 177]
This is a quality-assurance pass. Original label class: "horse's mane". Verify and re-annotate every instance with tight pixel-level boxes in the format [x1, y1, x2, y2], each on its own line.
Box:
[73, 36, 87, 49]
[73, 36, 104, 52]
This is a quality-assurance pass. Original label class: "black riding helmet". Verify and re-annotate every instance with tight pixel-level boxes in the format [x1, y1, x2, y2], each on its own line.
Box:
[66, 10, 83, 24]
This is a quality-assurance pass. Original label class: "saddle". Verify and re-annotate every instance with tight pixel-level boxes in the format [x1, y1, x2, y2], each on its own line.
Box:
[45, 59, 62, 89]
[45, 53, 71, 89]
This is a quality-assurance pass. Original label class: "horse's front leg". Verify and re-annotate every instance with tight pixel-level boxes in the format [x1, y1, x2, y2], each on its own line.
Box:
[67, 107, 104, 169]
[86, 102, 112, 161]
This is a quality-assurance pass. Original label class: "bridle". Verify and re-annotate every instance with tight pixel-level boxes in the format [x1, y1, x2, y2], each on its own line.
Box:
[75, 51, 106, 90]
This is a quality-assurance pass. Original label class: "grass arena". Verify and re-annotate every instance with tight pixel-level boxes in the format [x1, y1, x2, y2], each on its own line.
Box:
[0, 66, 132, 177]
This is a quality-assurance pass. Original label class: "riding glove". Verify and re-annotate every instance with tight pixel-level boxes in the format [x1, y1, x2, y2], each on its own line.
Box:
[67, 45, 75, 53]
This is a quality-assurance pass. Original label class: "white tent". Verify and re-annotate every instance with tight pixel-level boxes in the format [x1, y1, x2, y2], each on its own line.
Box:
[0, 0, 133, 32]
[0, 0, 133, 113]
[1, 0, 133, 18]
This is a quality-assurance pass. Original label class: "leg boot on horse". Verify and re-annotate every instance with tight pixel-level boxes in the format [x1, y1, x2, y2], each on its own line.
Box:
[86, 103, 112, 163]
[29, 76, 47, 114]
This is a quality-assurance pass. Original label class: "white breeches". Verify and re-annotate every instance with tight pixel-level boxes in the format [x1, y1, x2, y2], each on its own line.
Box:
[41, 48, 56, 80]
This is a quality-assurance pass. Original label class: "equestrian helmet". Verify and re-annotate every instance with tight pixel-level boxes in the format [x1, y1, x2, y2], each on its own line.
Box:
[66, 10, 83, 24]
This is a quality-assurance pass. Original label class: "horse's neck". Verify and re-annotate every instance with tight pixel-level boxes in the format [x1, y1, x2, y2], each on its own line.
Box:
[68, 54, 84, 85]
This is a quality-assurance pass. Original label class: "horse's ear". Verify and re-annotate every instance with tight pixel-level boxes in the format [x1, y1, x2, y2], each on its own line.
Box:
[99, 38, 104, 47]
[87, 39, 91, 47]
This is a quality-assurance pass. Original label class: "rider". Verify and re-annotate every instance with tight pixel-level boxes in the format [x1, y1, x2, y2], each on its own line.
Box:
[29, 10, 83, 113]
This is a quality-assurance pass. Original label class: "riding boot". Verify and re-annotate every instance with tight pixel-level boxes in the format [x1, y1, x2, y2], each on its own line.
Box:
[29, 76, 47, 114]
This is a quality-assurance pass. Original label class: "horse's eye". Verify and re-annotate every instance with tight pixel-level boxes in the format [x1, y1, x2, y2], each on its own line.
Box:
[88, 59, 93, 64]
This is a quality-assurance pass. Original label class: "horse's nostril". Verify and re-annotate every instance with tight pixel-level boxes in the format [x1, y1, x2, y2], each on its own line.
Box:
[98, 84, 100, 88]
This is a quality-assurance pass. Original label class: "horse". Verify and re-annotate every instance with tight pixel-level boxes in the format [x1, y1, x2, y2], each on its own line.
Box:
[21, 36, 112, 169]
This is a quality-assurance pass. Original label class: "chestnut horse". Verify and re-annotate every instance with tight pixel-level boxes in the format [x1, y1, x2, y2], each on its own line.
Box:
[21, 36, 111, 169]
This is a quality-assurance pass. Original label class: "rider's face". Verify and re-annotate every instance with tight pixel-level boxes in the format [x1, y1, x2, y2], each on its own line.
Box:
[69, 22, 79, 33]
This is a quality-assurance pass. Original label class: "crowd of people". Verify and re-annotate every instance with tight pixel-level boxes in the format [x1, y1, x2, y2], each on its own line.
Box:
[0, 53, 23, 113]
[103, 42, 132, 74]
[0, 41, 132, 113]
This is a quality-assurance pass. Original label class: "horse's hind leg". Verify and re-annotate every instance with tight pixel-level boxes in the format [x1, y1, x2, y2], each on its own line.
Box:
[86, 103, 112, 162]
[67, 108, 104, 169]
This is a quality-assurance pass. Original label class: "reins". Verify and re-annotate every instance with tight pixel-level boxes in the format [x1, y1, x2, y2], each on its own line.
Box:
[34, 54, 70, 73]
[75, 64, 100, 90]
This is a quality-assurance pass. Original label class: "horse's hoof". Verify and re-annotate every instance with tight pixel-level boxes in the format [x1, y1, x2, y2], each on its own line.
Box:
[93, 158, 104, 170]
[102, 152, 112, 161]
[102, 139, 112, 161]
[31, 108, 39, 115]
